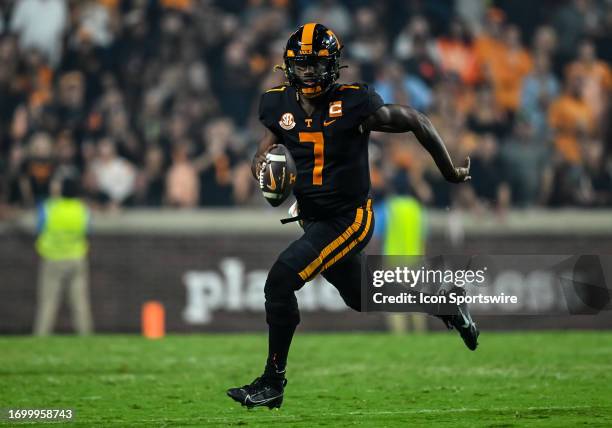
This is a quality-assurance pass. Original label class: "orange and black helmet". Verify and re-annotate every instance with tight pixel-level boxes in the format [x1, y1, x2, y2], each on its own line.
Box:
[283, 23, 342, 99]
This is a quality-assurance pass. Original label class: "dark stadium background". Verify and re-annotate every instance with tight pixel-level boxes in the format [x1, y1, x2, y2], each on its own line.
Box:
[0, 0, 611, 334]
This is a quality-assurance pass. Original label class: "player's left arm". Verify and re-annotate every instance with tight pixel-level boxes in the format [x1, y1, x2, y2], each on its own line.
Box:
[362, 104, 471, 183]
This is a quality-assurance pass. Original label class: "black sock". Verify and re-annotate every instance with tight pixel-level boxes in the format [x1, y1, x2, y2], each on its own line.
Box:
[263, 322, 296, 380]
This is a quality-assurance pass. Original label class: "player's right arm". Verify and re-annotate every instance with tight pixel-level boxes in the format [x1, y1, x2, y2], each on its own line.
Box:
[254, 86, 288, 180]
[251, 127, 279, 180]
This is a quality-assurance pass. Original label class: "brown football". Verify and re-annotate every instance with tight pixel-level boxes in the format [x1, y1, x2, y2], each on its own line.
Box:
[259, 145, 297, 207]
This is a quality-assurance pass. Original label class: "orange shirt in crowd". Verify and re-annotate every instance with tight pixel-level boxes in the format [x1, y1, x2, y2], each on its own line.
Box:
[436, 38, 480, 85]
[548, 94, 595, 164]
[488, 46, 532, 111]
[28, 65, 53, 109]
[97, 0, 119, 9]
[161, 0, 192, 11]
[473, 34, 504, 68]
[249, 0, 289, 5]
[565, 60, 612, 118]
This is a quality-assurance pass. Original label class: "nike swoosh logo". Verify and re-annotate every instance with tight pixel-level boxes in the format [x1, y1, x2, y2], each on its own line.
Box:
[244, 393, 282, 405]
[267, 167, 276, 190]
[458, 307, 471, 328]
[323, 119, 336, 127]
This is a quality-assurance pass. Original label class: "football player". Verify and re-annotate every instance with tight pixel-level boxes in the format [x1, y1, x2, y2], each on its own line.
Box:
[227, 23, 478, 409]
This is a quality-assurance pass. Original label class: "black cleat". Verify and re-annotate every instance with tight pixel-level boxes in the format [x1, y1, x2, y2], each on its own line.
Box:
[227, 376, 286, 409]
[439, 288, 480, 350]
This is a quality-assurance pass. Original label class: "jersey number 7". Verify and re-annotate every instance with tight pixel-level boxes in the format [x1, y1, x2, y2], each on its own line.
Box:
[299, 132, 324, 185]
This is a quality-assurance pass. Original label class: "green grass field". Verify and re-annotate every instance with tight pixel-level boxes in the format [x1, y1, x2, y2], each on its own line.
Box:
[1, 332, 611, 427]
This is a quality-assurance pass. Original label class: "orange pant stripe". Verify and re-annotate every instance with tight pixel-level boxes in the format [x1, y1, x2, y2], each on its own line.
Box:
[298, 208, 363, 281]
[322, 207, 373, 272]
[298, 199, 373, 281]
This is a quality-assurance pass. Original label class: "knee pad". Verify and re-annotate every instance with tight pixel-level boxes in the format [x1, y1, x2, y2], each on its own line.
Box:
[264, 261, 303, 326]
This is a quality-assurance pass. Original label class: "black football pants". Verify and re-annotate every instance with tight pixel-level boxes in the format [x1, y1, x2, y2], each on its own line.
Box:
[265, 199, 374, 327]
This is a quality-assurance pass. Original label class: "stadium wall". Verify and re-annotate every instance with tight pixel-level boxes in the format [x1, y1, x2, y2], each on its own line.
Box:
[1, 209, 611, 334]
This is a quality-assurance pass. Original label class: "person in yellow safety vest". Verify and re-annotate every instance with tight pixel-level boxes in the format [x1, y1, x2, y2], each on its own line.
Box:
[373, 195, 427, 333]
[379, 197, 426, 256]
[33, 174, 93, 335]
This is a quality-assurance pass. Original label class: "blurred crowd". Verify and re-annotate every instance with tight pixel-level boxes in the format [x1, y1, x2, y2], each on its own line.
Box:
[0, 0, 611, 215]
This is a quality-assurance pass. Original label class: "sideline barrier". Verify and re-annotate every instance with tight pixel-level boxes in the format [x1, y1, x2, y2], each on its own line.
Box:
[1, 209, 611, 333]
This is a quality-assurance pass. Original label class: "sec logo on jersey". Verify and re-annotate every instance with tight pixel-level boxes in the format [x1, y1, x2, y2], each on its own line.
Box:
[279, 112, 296, 130]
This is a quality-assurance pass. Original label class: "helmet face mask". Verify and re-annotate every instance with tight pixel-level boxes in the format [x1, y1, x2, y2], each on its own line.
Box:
[283, 23, 342, 99]
[286, 56, 337, 97]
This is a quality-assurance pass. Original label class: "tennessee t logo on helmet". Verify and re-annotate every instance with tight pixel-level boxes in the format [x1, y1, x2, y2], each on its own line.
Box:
[282, 23, 343, 99]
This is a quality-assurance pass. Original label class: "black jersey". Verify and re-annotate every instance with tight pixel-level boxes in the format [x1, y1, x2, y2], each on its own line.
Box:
[259, 83, 384, 219]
